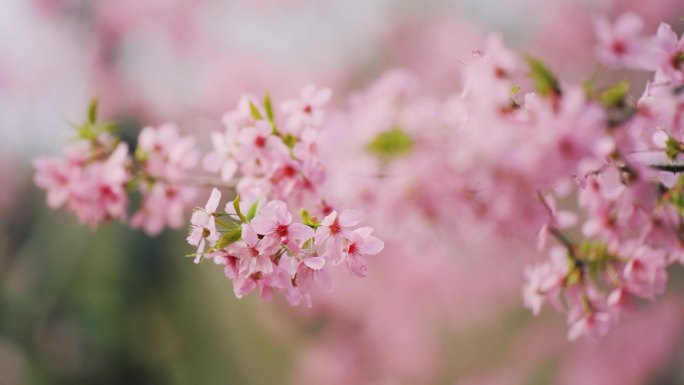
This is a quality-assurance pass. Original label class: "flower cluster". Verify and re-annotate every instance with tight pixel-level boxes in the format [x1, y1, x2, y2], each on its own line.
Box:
[324, 13, 684, 340]
[523, 14, 684, 340]
[130, 124, 199, 235]
[190, 88, 384, 305]
[33, 8, 684, 338]
[33, 106, 131, 227]
[33, 102, 199, 235]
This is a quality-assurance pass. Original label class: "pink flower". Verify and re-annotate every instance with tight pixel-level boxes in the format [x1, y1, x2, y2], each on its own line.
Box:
[131, 183, 197, 235]
[235, 121, 289, 176]
[537, 194, 578, 250]
[315, 209, 364, 264]
[33, 156, 75, 209]
[655, 23, 684, 82]
[229, 224, 279, 275]
[567, 311, 612, 341]
[133, 124, 198, 234]
[250, 200, 315, 251]
[137, 123, 198, 181]
[594, 12, 658, 69]
[344, 227, 384, 278]
[622, 245, 667, 299]
[186, 188, 221, 263]
[70, 143, 131, 226]
[523, 246, 569, 315]
[203, 126, 239, 181]
[280, 85, 332, 133]
[295, 254, 332, 295]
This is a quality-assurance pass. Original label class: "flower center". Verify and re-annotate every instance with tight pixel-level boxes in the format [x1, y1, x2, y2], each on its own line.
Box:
[282, 164, 297, 178]
[329, 218, 341, 235]
[275, 224, 289, 238]
[255, 136, 267, 148]
[348, 243, 358, 255]
[611, 40, 626, 55]
[250, 246, 259, 257]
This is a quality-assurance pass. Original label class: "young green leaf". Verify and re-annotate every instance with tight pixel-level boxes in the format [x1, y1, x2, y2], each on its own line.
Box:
[524, 55, 560, 97]
[301, 209, 320, 228]
[599, 81, 629, 108]
[87, 99, 98, 124]
[215, 224, 243, 250]
[367, 127, 414, 159]
[246, 200, 259, 222]
[263, 92, 275, 123]
[233, 194, 247, 222]
[249, 101, 263, 120]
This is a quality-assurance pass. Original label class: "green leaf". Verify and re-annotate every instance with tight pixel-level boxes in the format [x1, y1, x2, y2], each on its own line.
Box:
[599, 81, 629, 108]
[215, 225, 242, 250]
[666, 137, 682, 160]
[301, 209, 320, 228]
[263, 92, 275, 123]
[525, 55, 560, 97]
[233, 194, 247, 222]
[565, 265, 582, 286]
[249, 101, 263, 120]
[367, 127, 414, 159]
[282, 133, 297, 149]
[246, 200, 259, 222]
[87, 99, 98, 124]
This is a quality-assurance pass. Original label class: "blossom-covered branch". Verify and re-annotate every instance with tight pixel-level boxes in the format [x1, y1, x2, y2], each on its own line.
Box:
[34, 88, 384, 306]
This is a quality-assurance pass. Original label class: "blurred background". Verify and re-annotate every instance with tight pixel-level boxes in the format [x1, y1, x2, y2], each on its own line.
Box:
[3, 0, 684, 384]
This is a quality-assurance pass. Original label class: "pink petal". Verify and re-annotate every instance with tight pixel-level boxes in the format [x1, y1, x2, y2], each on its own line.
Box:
[339, 209, 364, 227]
[241, 224, 258, 245]
[221, 160, 238, 182]
[288, 223, 315, 242]
[556, 211, 578, 228]
[205, 188, 221, 212]
[359, 235, 384, 255]
[304, 256, 326, 270]
[320, 211, 337, 226]
[186, 228, 202, 246]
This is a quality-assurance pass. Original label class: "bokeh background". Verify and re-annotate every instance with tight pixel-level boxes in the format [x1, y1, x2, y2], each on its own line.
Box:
[3, 0, 684, 384]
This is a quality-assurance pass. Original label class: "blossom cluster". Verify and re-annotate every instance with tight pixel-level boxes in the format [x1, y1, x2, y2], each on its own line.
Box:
[34, 103, 200, 235]
[34, 89, 384, 306]
[523, 13, 684, 340]
[33, 7, 684, 337]
[189, 88, 383, 305]
[322, 13, 684, 340]
[33, 108, 132, 227]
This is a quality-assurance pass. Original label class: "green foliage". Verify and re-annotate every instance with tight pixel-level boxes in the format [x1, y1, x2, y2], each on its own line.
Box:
[367, 127, 414, 159]
[233, 194, 247, 223]
[300, 209, 320, 228]
[87, 99, 98, 124]
[666, 137, 684, 160]
[77, 98, 117, 140]
[599, 81, 630, 108]
[524, 55, 560, 97]
[246, 201, 259, 222]
[215, 224, 243, 250]
[282, 133, 297, 149]
[263, 93, 275, 123]
[249, 101, 263, 120]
